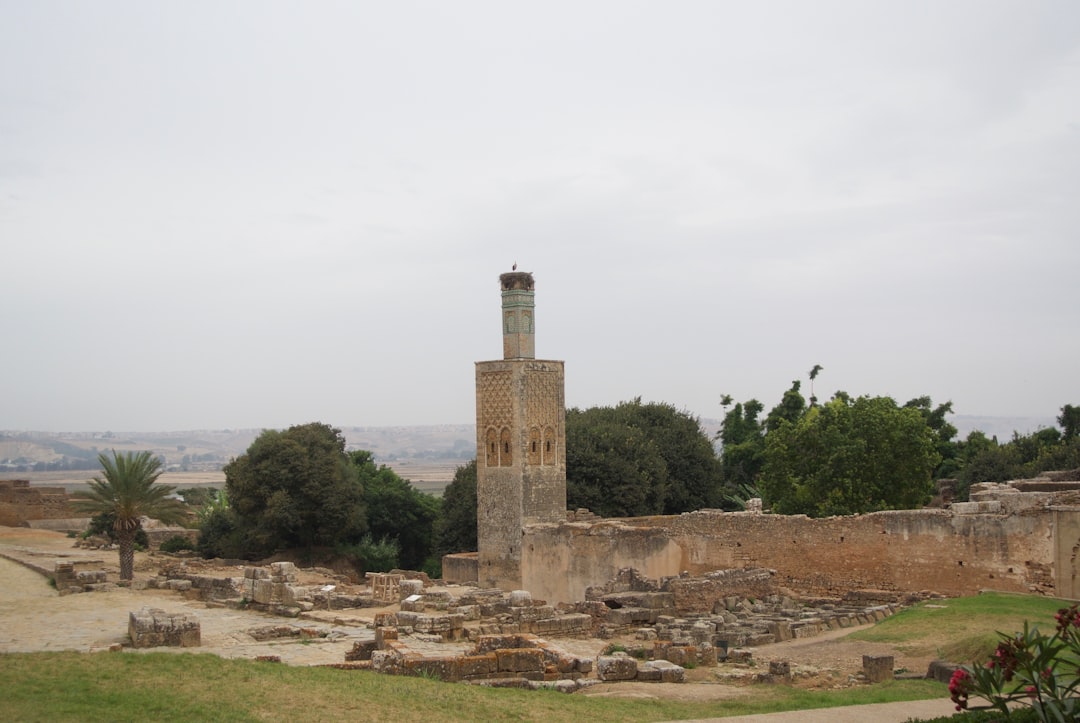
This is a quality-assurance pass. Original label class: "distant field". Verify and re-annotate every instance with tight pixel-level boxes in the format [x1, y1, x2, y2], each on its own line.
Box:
[3, 461, 459, 497]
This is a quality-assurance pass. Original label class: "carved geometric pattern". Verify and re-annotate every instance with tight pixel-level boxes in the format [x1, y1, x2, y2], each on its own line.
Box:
[478, 370, 512, 431]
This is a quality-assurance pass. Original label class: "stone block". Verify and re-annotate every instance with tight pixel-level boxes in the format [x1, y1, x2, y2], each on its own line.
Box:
[767, 620, 793, 641]
[638, 659, 684, 682]
[245, 567, 269, 580]
[375, 626, 398, 647]
[769, 660, 792, 681]
[496, 648, 546, 673]
[252, 579, 274, 605]
[666, 646, 689, 666]
[459, 653, 498, 678]
[596, 654, 639, 681]
[270, 561, 297, 580]
[128, 607, 200, 648]
[926, 659, 960, 684]
[76, 570, 107, 584]
[863, 655, 894, 683]
[399, 579, 424, 599]
[509, 589, 533, 607]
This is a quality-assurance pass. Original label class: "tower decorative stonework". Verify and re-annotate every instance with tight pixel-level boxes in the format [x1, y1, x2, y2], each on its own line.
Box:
[475, 271, 566, 590]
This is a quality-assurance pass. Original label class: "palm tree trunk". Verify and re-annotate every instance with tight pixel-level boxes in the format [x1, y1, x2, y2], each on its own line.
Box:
[117, 529, 135, 581]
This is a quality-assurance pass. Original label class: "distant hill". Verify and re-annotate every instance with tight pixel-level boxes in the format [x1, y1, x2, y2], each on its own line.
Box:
[1, 415, 1059, 475]
[0, 425, 476, 473]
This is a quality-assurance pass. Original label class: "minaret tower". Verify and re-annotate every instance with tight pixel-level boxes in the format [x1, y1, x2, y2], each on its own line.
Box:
[475, 270, 566, 590]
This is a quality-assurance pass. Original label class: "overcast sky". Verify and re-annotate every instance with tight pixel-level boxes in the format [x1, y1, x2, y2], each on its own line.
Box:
[1, 1, 1077, 433]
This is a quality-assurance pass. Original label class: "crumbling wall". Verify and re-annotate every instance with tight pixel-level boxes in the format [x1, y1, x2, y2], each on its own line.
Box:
[524, 507, 1061, 604]
[0, 480, 74, 525]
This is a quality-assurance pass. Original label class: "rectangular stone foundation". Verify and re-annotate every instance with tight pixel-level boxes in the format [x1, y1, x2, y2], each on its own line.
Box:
[128, 607, 201, 648]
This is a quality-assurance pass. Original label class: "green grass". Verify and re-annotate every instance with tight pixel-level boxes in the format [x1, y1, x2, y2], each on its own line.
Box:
[849, 591, 1067, 664]
[0, 651, 942, 722]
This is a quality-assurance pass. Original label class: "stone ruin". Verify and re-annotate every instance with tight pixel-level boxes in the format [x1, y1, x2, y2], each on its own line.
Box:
[128, 606, 201, 648]
[53, 561, 114, 595]
[136, 556, 920, 689]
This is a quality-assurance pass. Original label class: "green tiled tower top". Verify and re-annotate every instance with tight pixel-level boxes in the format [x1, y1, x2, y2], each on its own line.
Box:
[500, 271, 535, 359]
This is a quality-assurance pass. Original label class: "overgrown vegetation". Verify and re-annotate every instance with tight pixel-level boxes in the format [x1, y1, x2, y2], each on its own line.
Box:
[159, 535, 196, 553]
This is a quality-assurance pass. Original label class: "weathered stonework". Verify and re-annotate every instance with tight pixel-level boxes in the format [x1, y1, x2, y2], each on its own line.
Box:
[128, 606, 201, 648]
[476, 271, 566, 591]
[521, 504, 1080, 604]
[0, 479, 74, 526]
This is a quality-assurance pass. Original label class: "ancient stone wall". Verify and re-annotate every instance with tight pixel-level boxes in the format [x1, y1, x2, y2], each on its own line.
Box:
[523, 507, 1068, 605]
[0, 479, 74, 526]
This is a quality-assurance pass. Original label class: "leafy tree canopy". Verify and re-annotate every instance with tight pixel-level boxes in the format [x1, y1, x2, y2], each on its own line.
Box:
[350, 450, 440, 572]
[566, 399, 721, 517]
[760, 394, 940, 517]
[433, 459, 477, 558]
[224, 422, 367, 558]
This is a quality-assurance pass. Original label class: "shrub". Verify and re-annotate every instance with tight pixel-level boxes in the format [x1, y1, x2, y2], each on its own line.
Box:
[86, 511, 149, 548]
[160, 535, 196, 553]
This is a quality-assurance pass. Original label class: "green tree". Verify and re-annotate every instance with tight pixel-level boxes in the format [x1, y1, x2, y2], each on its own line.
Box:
[808, 364, 823, 407]
[567, 408, 668, 517]
[566, 399, 722, 516]
[350, 450, 440, 571]
[903, 396, 959, 478]
[716, 398, 766, 494]
[71, 450, 188, 580]
[224, 423, 367, 558]
[760, 395, 939, 517]
[765, 380, 807, 433]
[1059, 404, 1080, 442]
[433, 459, 478, 557]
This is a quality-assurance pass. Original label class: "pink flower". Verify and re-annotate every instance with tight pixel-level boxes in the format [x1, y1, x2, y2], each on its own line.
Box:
[949, 668, 972, 710]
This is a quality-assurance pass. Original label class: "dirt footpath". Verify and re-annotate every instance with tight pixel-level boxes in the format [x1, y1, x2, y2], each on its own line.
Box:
[0, 527, 373, 664]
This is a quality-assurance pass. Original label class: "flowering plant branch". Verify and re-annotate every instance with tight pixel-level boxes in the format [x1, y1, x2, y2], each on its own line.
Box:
[950, 603, 1080, 721]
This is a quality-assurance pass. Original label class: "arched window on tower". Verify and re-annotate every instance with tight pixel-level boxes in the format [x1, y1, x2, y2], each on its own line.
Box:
[528, 427, 541, 465]
[500, 427, 513, 466]
[485, 427, 498, 467]
[543, 426, 557, 465]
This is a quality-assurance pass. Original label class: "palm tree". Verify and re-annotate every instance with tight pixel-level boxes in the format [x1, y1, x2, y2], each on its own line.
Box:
[72, 450, 188, 580]
[808, 364, 824, 407]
